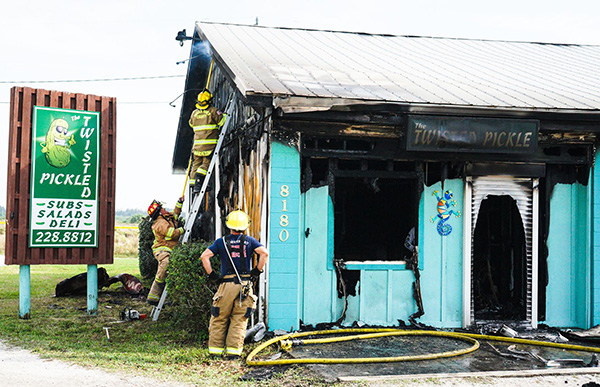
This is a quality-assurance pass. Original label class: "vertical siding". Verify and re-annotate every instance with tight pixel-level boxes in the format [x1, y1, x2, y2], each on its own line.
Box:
[593, 158, 600, 325]
[545, 183, 590, 327]
[420, 179, 464, 328]
[5, 87, 116, 265]
[267, 141, 301, 331]
[301, 186, 336, 324]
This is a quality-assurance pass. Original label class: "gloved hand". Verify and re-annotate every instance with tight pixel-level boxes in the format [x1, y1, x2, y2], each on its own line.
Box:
[250, 267, 263, 280]
[208, 271, 222, 284]
[178, 196, 185, 204]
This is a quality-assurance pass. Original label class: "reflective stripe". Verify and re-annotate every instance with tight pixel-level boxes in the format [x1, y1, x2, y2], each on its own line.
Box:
[208, 347, 224, 355]
[152, 246, 172, 253]
[154, 277, 165, 283]
[147, 293, 160, 301]
[194, 139, 218, 145]
[198, 167, 208, 175]
[225, 347, 243, 356]
[193, 150, 212, 156]
[175, 201, 183, 209]
[165, 227, 175, 240]
[193, 124, 218, 131]
[217, 114, 227, 127]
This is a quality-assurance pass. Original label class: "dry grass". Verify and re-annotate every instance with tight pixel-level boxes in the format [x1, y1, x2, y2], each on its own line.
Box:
[0, 222, 5, 256]
[113, 226, 139, 257]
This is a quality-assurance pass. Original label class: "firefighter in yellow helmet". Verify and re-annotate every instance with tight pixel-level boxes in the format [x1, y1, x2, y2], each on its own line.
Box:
[200, 210, 269, 358]
[188, 90, 227, 194]
[146, 197, 184, 305]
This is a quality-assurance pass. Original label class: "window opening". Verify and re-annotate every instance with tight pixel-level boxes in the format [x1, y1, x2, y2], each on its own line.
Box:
[334, 176, 417, 263]
[473, 195, 526, 321]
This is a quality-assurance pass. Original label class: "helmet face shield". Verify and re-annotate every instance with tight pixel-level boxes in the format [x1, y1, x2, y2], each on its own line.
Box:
[225, 210, 250, 231]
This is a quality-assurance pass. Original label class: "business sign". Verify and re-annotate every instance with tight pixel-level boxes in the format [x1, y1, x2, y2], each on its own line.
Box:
[407, 115, 539, 154]
[29, 106, 100, 247]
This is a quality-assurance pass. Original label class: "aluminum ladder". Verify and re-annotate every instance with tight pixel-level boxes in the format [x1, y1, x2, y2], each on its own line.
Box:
[150, 95, 236, 321]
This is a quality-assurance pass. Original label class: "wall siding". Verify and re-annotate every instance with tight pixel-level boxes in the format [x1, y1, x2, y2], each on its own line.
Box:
[267, 141, 301, 331]
[593, 158, 600, 326]
[420, 180, 464, 328]
[544, 183, 590, 328]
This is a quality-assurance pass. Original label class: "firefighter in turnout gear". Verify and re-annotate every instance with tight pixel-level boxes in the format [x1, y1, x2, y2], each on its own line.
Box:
[188, 90, 227, 194]
[200, 210, 269, 358]
[146, 197, 184, 305]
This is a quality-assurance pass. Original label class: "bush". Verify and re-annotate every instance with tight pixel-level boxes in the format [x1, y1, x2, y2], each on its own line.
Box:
[167, 241, 219, 340]
[138, 217, 157, 281]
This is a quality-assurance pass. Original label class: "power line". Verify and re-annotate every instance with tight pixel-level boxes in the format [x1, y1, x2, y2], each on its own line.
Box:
[0, 101, 178, 105]
[0, 75, 185, 84]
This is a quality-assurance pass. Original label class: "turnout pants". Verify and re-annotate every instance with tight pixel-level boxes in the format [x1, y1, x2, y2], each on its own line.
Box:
[148, 250, 170, 304]
[208, 278, 257, 356]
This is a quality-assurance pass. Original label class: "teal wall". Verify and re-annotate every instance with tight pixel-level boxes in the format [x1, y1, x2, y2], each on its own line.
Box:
[419, 180, 464, 328]
[267, 141, 301, 331]
[544, 182, 591, 328]
[298, 179, 464, 327]
[594, 157, 600, 326]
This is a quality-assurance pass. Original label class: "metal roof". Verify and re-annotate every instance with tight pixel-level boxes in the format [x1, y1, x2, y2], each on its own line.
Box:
[196, 22, 600, 113]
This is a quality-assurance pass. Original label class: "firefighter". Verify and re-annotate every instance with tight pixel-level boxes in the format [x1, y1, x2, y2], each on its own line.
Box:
[146, 197, 184, 305]
[200, 210, 269, 358]
[188, 90, 227, 194]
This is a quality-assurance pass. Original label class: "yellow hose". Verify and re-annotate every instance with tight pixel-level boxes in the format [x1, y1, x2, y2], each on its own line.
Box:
[246, 328, 600, 366]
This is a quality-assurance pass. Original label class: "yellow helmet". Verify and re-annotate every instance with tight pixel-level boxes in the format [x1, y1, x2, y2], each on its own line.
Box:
[225, 210, 250, 232]
[196, 90, 213, 109]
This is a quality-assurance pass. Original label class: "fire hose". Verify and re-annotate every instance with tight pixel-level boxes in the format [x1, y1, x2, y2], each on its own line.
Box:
[246, 328, 600, 366]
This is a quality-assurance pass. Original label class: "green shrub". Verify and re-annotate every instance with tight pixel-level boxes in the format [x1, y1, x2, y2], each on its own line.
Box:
[138, 217, 157, 281]
[167, 241, 219, 340]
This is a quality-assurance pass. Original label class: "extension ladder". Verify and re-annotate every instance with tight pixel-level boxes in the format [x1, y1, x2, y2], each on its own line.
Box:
[150, 95, 236, 321]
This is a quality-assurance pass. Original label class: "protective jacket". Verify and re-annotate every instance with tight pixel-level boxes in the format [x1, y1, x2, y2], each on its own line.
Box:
[189, 106, 226, 157]
[151, 201, 183, 253]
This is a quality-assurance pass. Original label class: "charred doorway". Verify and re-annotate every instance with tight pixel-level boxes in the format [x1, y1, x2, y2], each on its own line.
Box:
[468, 176, 538, 327]
[472, 195, 526, 321]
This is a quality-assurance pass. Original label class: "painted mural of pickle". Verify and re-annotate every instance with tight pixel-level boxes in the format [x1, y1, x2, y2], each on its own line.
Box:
[40, 118, 76, 168]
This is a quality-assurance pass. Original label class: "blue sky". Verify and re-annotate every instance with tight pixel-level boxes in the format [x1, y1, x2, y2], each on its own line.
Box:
[1, 0, 599, 210]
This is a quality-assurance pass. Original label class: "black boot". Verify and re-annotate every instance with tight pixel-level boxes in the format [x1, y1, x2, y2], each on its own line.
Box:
[193, 174, 205, 194]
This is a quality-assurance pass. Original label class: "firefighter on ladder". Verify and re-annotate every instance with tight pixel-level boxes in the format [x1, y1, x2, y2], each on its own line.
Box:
[146, 197, 184, 305]
[200, 210, 269, 358]
[188, 90, 227, 194]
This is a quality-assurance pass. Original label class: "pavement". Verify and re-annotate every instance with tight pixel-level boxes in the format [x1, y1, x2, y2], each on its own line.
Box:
[0, 341, 191, 387]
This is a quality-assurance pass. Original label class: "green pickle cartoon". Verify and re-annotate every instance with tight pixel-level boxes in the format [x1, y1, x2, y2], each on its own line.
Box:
[41, 118, 76, 168]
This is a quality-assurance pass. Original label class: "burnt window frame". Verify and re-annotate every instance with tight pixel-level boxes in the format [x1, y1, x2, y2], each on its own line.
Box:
[302, 153, 420, 269]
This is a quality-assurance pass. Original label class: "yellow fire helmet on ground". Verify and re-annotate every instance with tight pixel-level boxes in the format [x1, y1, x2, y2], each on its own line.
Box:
[196, 90, 213, 109]
[226, 210, 250, 232]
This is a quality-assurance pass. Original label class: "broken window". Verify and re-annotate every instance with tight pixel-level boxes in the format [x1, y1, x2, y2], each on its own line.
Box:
[302, 150, 419, 264]
[334, 176, 417, 262]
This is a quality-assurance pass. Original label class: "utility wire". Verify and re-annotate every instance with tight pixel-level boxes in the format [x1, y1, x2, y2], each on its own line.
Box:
[0, 75, 184, 84]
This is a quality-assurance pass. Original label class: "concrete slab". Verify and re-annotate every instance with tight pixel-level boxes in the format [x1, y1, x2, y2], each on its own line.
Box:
[285, 334, 600, 383]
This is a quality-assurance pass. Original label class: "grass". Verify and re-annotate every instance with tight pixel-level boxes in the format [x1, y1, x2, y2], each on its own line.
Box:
[0, 257, 338, 386]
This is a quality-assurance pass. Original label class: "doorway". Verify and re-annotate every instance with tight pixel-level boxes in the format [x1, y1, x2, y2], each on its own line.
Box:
[472, 195, 526, 320]
[465, 176, 538, 328]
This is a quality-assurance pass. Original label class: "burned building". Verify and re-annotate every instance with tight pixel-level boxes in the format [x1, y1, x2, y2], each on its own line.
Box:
[174, 22, 600, 331]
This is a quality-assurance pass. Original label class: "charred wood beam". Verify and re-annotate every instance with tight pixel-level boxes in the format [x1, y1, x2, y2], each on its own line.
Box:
[277, 110, 406, 126]
[332, 170, 418, 179]
[275, 120, 402, 138]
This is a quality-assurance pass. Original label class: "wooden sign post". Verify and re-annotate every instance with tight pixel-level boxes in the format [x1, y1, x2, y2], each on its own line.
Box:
[5, 87, 116, 317]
